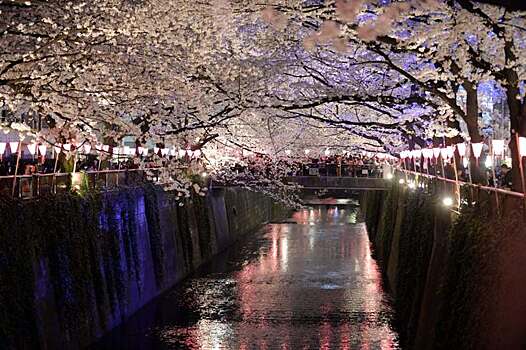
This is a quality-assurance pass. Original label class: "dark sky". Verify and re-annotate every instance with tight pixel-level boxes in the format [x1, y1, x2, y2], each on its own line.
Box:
[474, 0, 526, 10]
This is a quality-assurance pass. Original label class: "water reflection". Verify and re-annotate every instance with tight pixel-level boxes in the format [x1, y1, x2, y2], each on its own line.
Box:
[93, 205, 399, 350]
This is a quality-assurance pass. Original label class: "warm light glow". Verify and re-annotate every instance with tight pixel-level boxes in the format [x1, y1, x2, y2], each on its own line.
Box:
[399, 179, 405, 184]
[471, 142, 483, 159]
[38, 144, 47, 156]
[456, 143, 467, 157]
[484, 157, 492, 168]
[194, 150, 202, 158]
[202, 172, 208, 177]
[26, 143, 37, 155]
[304, 149, 311, 155]
[442, 196, 454, 207]
[63, 143, 72, 151]
[386, 173, 394, 180]
[178, 149, 187, 158]
[422, 149, 433, 159]
[9, 142, 18, 153]
[412, 149, 422, 159]
[433, 147, 441, 159]
[492, 139, 505, 156]
[408, 181, 416, 189]
[519, 137, 526, 158]
[324, 148, 331, 156]
[154, 147, 160, 155]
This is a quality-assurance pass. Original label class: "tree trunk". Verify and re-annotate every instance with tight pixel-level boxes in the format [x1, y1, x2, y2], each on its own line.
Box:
[463, 81, 487, 184]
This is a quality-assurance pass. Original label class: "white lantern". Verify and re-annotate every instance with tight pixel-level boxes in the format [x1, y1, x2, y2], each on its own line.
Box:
[519, 137, 526, 158]
[433, 147, 441, 159]
[492, 140, 505, 156]
[83, 144, 92, 154]
[154, 147, 160, 155]
[304, 149, 311, 155]
[170, 148, 177, 156]
[9, 142, 19, 154]
[102, 145, 110, 152]
[445, 146, 455, 159]
[38, 144, 47, 156]
[285, 150, 292, 156]
[186, 149, 194, 158]
[422, 149, 433, 159]
[142, 147, 149, 156]
[440, 147, 449, 160]
[27, 143, 37, 155]
[63, 143, 71, 152]
[412, 149, 422, 159]
[161, 148, 169, 156]
[54, 145, 62, 155]
[194, 150, 202, 158]
[178, 149, 186, 158]
[123, 146, 131, 156]
[0, 143, 6, 156]
[324, 149, 331, 156]
[456, 143, 467, 157]
[471, 142, 483, 159]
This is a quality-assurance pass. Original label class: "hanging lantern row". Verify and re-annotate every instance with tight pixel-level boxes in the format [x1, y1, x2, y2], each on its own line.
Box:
[0, 141, 203, 159]
[401, 140, 508, 162]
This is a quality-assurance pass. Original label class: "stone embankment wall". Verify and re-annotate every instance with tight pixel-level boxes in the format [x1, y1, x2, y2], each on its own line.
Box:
[0, 185, 288, 349]
[363, 180, 526, 350]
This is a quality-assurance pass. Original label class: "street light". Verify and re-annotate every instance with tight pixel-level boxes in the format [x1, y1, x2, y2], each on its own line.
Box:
[442, 196, 454, 207]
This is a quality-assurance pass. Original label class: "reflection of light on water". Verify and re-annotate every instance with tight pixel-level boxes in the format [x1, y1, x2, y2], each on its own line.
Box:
[280, 236, 288, 271]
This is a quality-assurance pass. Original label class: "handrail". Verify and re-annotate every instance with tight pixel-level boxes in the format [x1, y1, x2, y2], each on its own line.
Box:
[400, 169, 525, 198]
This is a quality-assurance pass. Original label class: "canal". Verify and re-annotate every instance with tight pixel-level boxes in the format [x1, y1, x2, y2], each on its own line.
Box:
[93, 203, 399, 349]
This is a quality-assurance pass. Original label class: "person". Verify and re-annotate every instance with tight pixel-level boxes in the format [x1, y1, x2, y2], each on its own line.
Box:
[499, 164, 512, 189]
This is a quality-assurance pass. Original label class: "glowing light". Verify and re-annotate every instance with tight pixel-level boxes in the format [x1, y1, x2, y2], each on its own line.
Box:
[456, 143, 467, 157]
[399, 179, 405, 184]
[0, 143, 6, 156]
[484, 157, 492, 168]
[304, 149, 311, 155]
[38, 144, 47, 156]
[202, 172, 208, 177]
[471, 142, 483, 159]
[519, 137, 526, 157]
[102, 145, 110, 152]
[408, 181, 416, 189]
[422, 149, 433, 159]
[324, 148, 331, 156]
[161, 148, 169, 156]
[285, 149, 291, 156]
[442, 196, 454, 207]
[9, 142, 19, 153]
[83, 144, 91, 154]
[412, 149, 422, 159]
[386, 173, 394, 180]
[154, 147, 160, 155]
[63, 143, 71, 152]
[194, 149, 202, 158]
[492, 140, 505, 156]
[433, 147, 441, 159]
[27, 143, 37, 155]
[178, 149, 186, 158]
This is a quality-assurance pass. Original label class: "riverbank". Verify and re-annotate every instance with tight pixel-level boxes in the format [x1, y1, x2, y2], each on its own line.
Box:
[0, 185, 289, 349]
[363, 178, 526, 350]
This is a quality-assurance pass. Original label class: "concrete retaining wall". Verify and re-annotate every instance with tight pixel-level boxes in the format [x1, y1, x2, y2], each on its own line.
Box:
[363, 180, 526, 350]
[0, 186, 288, 349]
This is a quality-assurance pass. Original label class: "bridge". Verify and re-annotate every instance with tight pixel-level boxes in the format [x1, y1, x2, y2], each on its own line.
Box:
[285, 176, 390, 191]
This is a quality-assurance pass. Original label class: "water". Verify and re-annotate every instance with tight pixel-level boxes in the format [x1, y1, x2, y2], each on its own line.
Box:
[93, 204, 399, 349]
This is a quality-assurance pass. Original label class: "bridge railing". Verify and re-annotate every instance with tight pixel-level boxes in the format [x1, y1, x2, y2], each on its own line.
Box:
[284, 176, 389, 190]
[0, 168, 166, 199]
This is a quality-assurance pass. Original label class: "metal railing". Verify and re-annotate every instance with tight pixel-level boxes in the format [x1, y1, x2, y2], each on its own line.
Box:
[0, 168, 163, 199]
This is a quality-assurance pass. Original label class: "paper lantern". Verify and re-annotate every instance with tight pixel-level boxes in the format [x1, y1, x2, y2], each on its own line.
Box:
[187, 149, 194, 157]
[412, 149, 422, 159]
[471, 142, 483, 159]
[38, 145, 47, 156]
[161, 148, 169, 156]
[194, 150, 202, 158]
[9, 142, 19, 154]
[440, 147, 449, 160]
[83, 144, 92, 154]
[63, 143, 71, 152]
[285, 150, 291, 156]
[102, 145, 110, 152]
[154, 147, 160, 155]
[519, 137, 526, 157]
[433, 147, 441, 159]
[304, 149, 311, 155]
[0, 143, 6, 156]
[324, 149, 331, 156]
[178, 149, 186, 158]
[492, 140, 505, 156]
[445, 146, 455, 159]
[170, 148, 177, 156]
[422, 149, 433, 159]
[54, 145, 61, 155]
[27, 143, 37, 155]
[456, 143, 467, 157]
[142, 147, 149, 156]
